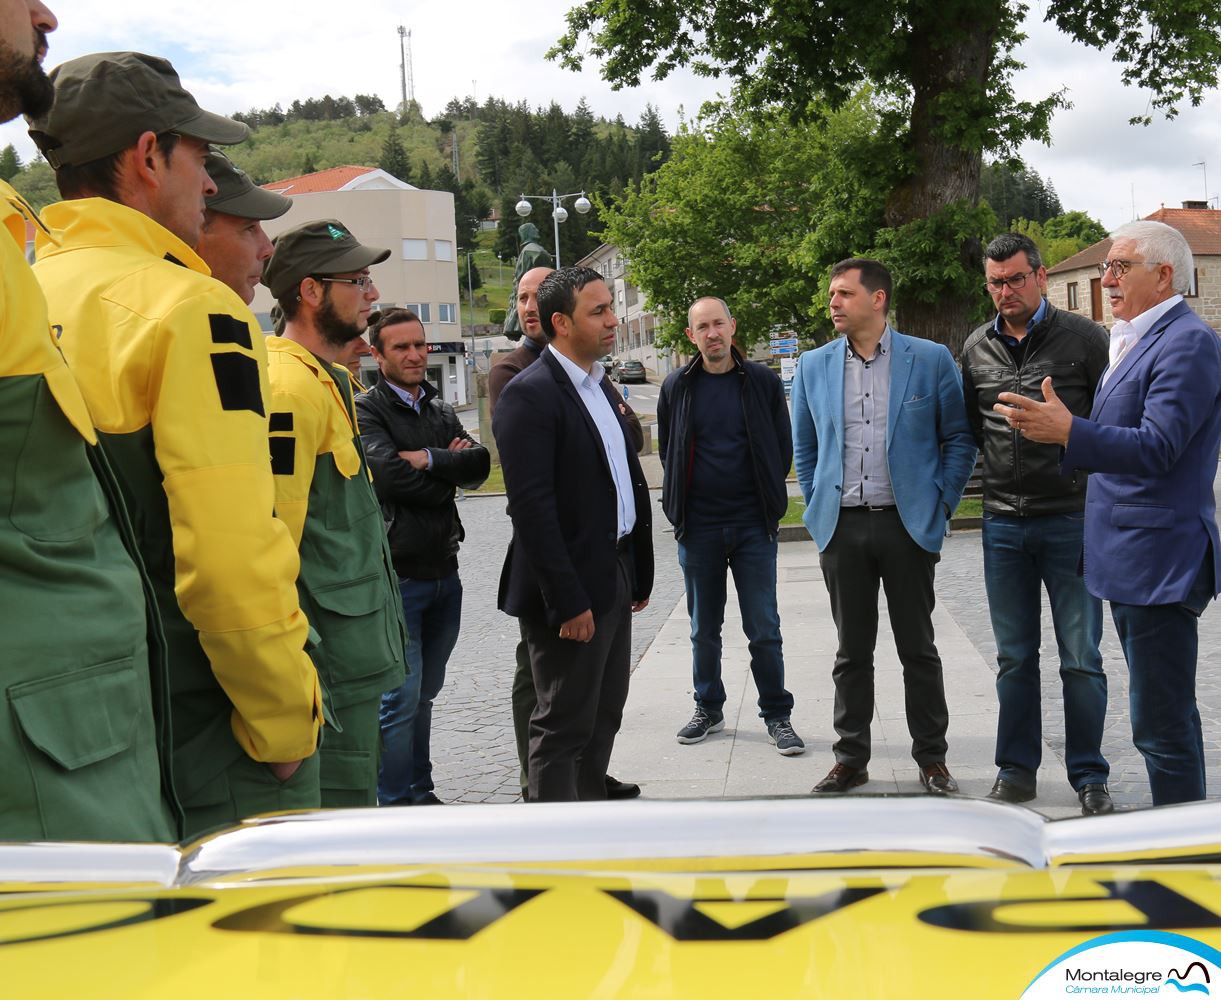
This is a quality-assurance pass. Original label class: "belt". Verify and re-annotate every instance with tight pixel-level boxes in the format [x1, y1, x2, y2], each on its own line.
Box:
[842, 504, 896, 512]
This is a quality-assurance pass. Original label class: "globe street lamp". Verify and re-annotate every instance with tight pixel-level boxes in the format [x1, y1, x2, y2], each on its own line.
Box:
[515, 189, 592, 268]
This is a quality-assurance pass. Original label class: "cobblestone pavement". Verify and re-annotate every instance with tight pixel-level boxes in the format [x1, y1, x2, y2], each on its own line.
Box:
[432, 491, 1221, 810]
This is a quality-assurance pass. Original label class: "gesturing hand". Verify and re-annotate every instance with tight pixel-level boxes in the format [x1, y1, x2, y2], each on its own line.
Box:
[995, 377, 1073, 446]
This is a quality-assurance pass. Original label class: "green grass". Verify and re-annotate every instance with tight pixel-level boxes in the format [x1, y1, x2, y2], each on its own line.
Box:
[467, 463, 505, 495]
[782, 495, 983, 524]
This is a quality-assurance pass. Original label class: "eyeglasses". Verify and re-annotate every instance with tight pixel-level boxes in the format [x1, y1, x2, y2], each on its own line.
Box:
[985, 270, 1035, 293]
[313, 274, 374, 290]
[1097, 259, 1159, 279]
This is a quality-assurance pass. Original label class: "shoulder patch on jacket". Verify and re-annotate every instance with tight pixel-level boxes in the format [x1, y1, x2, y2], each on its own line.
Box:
[269, 411, 294, 432]
[210, 353, 265, 416]
[209, 313, 254, 350]
[269, 436, 295, 476]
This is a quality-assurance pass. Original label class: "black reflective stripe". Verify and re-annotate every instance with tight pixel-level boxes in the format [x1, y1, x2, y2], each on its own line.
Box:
[209, 314, 253, 350]
[269, 412, 294, 432]
[210, 353, 265, 415]
[269, 436, 295, 475]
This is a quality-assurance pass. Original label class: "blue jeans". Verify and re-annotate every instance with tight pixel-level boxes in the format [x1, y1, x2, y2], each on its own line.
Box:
[1113, 553, 1215, 806]
[377, 572, 462, 805]
[677, 523, 793, 721]
[982, 512, 1108, 790]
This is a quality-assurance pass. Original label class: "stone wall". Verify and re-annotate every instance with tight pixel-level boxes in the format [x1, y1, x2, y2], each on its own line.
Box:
[1047, 256, 1221, 329]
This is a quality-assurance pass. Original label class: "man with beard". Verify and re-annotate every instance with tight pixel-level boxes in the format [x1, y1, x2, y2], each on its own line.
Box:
[30, 51, 322, 837]
[196, 149, 289, 306]
[356, 308, 489, 805]
[261, 220, 409, 807]
[0, 2, 177, 841]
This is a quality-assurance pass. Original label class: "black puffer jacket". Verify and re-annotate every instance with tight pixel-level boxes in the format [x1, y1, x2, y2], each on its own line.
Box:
[657, 348, 792, 539]
[355, 378, 490, 579]
[960, 303, 1108, 516]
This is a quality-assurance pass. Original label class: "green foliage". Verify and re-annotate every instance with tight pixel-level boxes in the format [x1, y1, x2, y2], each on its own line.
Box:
[980, 160, 1062, 228]
[598, 90, 896, 352]
[1011, 212, 1107, 267]
[0, 144, 20, 181]
[459, 254, 483, 292]
[9, 160, 58, 211]
[379, 128, 412, 183]
[489, 307, 507, 325]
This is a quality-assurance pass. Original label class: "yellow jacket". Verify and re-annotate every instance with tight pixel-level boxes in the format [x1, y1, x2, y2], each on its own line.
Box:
[33, 198, 322, 765]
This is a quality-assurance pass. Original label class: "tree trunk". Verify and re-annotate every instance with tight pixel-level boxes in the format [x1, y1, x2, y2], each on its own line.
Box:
[886, 13, 998, 357]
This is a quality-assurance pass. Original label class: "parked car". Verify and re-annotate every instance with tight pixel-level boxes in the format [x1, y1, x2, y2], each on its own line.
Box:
[614, 359, 648, 384]
[598, 354, 615, 375]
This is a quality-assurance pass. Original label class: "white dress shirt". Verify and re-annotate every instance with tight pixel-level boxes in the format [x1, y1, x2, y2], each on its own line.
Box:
[548, 345, 637, 538]
[1100, 294, 1183, 388]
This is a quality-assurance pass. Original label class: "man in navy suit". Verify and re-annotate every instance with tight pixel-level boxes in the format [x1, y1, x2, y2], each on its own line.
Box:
[1001, 220, 1221, 806]
[493, 266, 654, 802]
[792, 258, 977, 796]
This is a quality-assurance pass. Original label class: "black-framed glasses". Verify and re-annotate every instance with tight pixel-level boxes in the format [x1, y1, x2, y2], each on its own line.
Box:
[985, 270, 1035, 292]
[312, 274, 374, 290]
[1098, 259, 1158, 279]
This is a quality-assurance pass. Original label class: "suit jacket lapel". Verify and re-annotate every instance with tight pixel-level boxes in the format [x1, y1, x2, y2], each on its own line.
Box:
[1090, 301, 1186, 416]
[823, 340, 845, 447]
[544, 349, 613, 480]
[887, 331, 914, 445]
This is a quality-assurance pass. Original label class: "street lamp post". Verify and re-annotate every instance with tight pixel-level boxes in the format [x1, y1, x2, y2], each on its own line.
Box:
[514, 189, 592, 268]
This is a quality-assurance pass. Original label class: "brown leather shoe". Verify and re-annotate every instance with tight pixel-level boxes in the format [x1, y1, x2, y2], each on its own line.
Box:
[812, 763, 869, 793]
[919, 762, 959, 795]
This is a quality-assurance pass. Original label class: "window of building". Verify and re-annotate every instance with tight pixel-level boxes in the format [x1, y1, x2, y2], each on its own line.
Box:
[403, 302, 432, 323]
[435, 240, 453, 262]
[402, 239, 428, 260]
[1066, 282, 1079, 310]
[1186, 268, 1200, 298]
[439, 303, 457, 323]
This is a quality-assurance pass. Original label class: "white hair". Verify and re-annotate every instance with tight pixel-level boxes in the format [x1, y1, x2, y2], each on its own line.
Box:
[1111, 220, 1194, 295]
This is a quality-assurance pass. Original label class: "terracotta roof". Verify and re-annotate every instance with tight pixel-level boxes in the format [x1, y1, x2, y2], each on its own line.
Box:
[262, 165, 376, 195]
[1049, 207, 1221, 274]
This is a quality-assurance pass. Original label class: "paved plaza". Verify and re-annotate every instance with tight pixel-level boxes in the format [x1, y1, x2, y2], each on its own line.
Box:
[431, 482, 1221, 818]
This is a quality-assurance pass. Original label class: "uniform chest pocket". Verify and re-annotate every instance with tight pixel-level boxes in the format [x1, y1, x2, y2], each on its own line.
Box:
[6, 377, 107, 542]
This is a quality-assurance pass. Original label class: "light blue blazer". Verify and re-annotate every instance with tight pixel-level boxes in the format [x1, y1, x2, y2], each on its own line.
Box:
[791, 329, 977, 553]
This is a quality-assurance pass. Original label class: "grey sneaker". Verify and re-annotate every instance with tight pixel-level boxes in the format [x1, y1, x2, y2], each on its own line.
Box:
[676, 707, 725, 744]
[767, 718, 806, 756]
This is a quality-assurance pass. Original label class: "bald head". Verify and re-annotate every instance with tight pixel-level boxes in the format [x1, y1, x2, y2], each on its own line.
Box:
[517, 265, 555, 345]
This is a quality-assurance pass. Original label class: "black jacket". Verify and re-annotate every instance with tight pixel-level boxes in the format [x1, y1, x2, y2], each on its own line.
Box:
[657, 349, 793, 539]
[960, 302, 1108, 516]
[492, 349, 653, 626]
[355, 378, 490, 579]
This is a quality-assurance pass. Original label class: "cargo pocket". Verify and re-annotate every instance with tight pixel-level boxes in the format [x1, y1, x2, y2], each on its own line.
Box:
[319, 747, 376, 807]
[9, 657, 163, 838]
[309, 574, 401, 703]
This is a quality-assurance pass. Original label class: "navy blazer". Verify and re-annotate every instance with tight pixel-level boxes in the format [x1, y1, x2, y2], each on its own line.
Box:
[492, 348, 653, 626]
[1063, 299, 1221, 604]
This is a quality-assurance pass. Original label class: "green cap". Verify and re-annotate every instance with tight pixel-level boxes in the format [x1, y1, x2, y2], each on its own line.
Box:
[27, 52, 249, 169]
[263, 219, 391, 299]
[205, 150, 291, 220]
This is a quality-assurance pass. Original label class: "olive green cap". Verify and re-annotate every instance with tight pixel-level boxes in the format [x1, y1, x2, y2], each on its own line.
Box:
[263, 219, 391, 300]
[205, 150, 291, 220]
[27, 52, 249, 169]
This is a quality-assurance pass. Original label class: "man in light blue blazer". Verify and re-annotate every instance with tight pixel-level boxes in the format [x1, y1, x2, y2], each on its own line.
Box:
[792, 258, 977, 796]
[1000, 220, 1221, 806]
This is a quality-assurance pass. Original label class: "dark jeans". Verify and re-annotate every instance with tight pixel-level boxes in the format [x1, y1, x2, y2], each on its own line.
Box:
[982, 512, 1108, 791]
[1113, 553, 1215, 806]
[522, 552, 632, 802]
[377, 572, 462, 805]
[677, 522, 793, 721]
[819, 507, 948, 768]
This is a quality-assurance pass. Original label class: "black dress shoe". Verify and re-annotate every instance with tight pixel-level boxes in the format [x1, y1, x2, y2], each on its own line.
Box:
[605, 775, 641, 800]
[986, 777, 1036, 804]
[918, 762, 959, 795]
[1079, 783, 1114, 816]
[812, 763, 869, 793]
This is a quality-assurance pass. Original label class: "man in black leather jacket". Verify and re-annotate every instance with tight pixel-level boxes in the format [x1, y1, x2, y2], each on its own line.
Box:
[960, 232, 1112, 816]
[355, 308, 490, 805]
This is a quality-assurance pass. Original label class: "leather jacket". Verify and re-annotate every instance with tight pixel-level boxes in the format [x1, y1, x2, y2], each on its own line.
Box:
[960, 302, 1108, 516]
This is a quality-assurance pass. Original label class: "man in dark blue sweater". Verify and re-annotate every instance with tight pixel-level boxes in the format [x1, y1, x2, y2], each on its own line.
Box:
[657, 297, 802, 754]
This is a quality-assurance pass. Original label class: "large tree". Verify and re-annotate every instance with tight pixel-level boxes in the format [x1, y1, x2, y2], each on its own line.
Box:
[553, 1, 1221, 352]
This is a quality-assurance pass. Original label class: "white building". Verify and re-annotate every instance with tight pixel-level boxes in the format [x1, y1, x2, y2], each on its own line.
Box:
[576, 243, 675, 378]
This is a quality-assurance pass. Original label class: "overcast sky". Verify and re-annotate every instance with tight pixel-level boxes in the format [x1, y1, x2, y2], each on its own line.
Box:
[4, 0, 1218, 231]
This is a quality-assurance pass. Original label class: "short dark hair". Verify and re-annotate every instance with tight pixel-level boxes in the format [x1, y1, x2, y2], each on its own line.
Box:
[536, 266, 607, 340]
[368, 307, 423, 352]
[53, 131, 180, 200]
[830, 257, 892, 311]
[984, 232, 1043, 271]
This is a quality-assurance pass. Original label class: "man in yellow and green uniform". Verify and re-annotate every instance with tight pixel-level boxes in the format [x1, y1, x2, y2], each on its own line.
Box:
[262, 220, 408, 806]
[29, 52, 324, 837]
[0, 6, 176, 842]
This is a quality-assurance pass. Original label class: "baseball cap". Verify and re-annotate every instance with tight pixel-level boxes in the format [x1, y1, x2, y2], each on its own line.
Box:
[205, 150, 291, 220]
[27, 52, 249, 169]
[263, 220, 391, 300]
